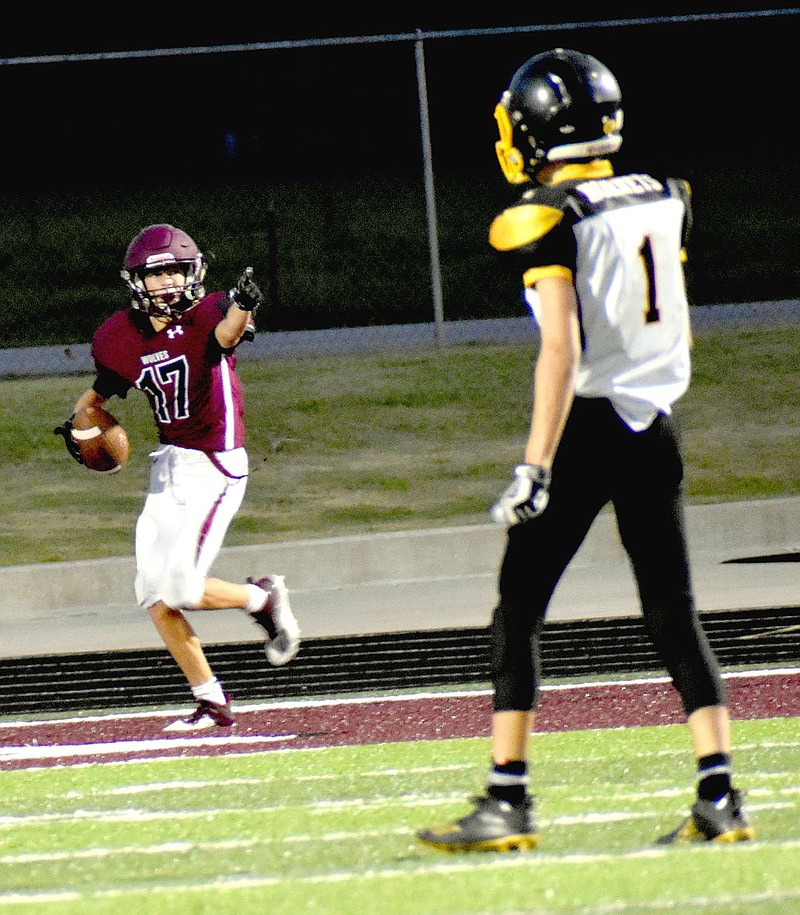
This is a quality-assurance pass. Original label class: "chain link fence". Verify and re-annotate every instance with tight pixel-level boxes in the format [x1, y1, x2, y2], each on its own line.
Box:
[1, 12, 799, 351]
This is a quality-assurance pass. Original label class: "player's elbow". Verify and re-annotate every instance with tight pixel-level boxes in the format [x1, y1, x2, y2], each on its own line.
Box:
[217, 332, 243, 350]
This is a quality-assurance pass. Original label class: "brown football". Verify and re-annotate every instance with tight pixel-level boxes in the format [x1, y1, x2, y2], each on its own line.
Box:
[71, 405, 130, 473]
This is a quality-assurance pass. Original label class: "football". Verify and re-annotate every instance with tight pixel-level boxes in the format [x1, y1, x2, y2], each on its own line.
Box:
[71, 405, 130, 473]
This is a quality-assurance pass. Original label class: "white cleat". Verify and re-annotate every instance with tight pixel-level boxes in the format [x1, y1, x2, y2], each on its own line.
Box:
[247, 574, 301, 666]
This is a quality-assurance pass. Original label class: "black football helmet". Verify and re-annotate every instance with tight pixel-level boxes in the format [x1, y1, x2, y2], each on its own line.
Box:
[494, 48, 623, 184]
[120, 224, 207, 319]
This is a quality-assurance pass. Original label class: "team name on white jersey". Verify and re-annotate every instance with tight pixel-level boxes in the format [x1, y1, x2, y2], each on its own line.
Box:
[577, 174, 663, 204]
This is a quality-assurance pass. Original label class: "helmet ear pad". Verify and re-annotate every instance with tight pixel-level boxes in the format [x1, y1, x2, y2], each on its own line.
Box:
[494, 102, 530, 185]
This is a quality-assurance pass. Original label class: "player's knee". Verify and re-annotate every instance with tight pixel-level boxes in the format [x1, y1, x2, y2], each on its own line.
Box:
[490, 600, 540, 711]
[671, 662, 726, 715]
[163, 574, 205, 610]
[139, 569, 205, 612]
[147, 600, 170, 623]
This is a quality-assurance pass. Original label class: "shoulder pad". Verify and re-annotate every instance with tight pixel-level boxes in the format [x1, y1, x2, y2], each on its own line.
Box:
[489, 203, 564, 252]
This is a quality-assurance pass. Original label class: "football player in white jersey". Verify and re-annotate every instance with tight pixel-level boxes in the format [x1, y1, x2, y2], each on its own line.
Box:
[417, 48, 753, 852]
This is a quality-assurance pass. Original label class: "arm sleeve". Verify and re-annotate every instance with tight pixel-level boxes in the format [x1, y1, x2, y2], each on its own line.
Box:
[93, 364, 132, 400]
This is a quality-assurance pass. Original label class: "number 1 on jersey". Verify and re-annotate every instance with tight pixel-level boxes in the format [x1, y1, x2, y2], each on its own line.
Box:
[639, 235, 661, 324]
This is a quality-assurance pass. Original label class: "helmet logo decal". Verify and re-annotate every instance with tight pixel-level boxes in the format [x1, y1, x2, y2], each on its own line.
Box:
[603, 111, 624, 135]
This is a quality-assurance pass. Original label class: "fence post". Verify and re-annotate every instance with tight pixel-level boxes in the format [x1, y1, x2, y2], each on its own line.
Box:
[414, 31, 445, 346]
[265, 200, 280, 310]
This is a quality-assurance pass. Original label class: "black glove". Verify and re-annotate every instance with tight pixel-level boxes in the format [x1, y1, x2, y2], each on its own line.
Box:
[490, 463, 551, 525]
[229, 267, 264, 315]
[54, 415, 84, 465]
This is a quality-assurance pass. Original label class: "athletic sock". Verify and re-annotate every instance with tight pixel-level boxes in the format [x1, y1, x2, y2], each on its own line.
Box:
[192, 677, 227, 707]
[487, 760, 528, 806]
[697, 752, 732, 801]
[244, 583, 267, 614]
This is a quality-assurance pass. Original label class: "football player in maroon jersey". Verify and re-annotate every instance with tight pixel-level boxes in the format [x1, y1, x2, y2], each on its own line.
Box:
[56, 225, 300, 730]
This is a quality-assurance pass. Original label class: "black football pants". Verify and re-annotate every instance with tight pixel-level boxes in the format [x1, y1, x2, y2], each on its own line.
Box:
[491, 396, 725, 716]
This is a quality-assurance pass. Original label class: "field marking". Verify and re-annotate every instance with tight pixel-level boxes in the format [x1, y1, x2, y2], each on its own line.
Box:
[0, 806, 285, 827]
[3, 791, 791, 831]
[2, 666, 797, 730]
[0, 829, 414, 865]
[0, 667, 796, 772]
[0, 671, 796, 908]
[53, 763, 476, 800]
[0, 794, 473, 828]
[72, 776, 266, 796]
[4, 793, 792, 839]
[0, 733, 296, 763]
[585, 888, 800, 914]
[7, 808, 798, 868]
[3, 730, 799, 772]
[2, 839, 800, 908]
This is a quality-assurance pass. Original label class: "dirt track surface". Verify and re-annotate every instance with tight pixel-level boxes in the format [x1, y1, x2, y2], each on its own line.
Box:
[1, 669, 797, 771]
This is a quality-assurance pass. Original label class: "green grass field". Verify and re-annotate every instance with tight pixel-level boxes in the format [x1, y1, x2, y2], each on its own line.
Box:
[0, 713, 797, 914]
[2, 320, 797, 912]
[0, 325, 798, 566]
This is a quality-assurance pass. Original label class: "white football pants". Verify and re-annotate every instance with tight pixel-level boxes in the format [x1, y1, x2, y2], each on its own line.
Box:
[134, 444, 248, 610]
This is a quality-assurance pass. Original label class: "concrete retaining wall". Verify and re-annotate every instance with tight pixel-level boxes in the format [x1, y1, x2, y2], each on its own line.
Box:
[2, 497, 797, 618]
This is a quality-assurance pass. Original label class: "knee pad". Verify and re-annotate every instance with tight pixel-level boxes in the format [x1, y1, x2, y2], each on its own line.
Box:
[644, 602, 725, 714]
[490, 600, 542, 712]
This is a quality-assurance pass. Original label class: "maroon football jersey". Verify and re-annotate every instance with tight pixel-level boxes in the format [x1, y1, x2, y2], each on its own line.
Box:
[91, 293, 246, 452]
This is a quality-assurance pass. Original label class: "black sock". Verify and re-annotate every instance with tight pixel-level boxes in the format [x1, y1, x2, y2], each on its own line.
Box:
[697, 752, 732, 801]
[487, 760, 528, 806]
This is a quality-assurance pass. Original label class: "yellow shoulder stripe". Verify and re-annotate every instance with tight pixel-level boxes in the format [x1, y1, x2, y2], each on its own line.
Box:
[523, 265, 573, 286]
[489, 204, 563, 252]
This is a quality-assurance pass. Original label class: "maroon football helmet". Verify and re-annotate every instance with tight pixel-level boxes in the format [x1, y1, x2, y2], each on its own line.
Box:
[120, 224, 207, 318]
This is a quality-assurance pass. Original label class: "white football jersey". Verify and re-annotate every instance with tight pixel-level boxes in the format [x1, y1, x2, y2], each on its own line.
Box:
[493, 163, 693, 431]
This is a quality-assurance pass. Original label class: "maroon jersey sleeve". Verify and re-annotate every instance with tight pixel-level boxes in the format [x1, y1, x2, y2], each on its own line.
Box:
[91, 295, 246, 452]
[91, 309, 142, 399]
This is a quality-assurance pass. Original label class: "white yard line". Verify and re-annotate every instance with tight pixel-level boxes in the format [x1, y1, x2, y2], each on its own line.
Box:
[1, 792, 793, 830]
[5, 811, 797, 867]
[0, 733, 296, 763]
[2, 840, 800, 907]
[55, 763, 476, 799]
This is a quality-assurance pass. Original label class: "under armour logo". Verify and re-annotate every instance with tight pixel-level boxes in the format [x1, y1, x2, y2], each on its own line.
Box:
[166, 326, 184, 339]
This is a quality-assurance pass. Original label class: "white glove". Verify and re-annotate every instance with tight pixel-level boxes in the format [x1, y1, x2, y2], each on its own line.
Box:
[490, 464, 551, 526]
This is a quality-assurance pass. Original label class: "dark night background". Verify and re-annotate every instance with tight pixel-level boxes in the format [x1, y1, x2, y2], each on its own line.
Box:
[2, 10, 797, 184]
[1, 9, 798, 341]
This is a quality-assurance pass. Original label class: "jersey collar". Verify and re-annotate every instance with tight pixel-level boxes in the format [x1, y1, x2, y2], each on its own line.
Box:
[541, 159, 615, 185]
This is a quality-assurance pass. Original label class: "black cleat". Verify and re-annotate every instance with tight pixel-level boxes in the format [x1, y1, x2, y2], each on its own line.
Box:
[657, 788, 755, 844]
[416, 795, 538, 853]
